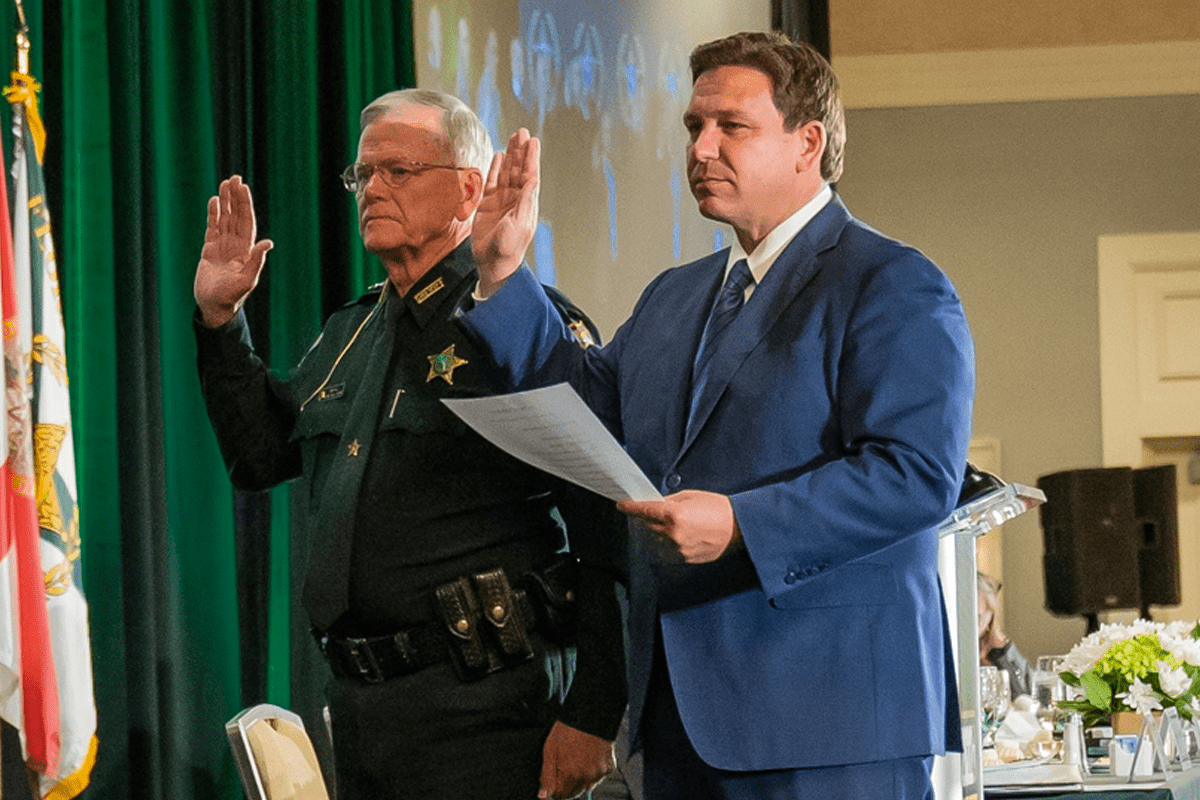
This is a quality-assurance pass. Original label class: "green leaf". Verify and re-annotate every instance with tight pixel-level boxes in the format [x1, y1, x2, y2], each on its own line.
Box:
[1081, 670, 1113, 710]
[1057, 700, 1093, 713]
[1060, 672, 1082, 687]
[1189, 622, 1200, 640]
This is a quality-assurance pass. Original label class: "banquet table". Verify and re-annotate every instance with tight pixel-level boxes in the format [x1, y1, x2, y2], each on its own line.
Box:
[987, 790, 1172, 800]
[984, 764, 1200, 800]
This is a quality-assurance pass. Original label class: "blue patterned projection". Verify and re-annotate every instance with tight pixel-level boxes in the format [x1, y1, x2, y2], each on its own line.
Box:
[534, 221, 556, 286]
[418, 0, 741, 322]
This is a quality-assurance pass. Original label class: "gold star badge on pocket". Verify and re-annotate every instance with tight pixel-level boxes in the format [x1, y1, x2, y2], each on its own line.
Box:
[427, 344, 468, 384]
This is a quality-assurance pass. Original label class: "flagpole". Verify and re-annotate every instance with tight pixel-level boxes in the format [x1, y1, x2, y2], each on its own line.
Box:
[13, 0, 29, 76]
[7, 1, 45, 165]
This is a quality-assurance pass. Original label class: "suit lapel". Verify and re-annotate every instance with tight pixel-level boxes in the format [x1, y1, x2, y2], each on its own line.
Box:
[678, 197, 852, 458]
[658, 254, 728, 454]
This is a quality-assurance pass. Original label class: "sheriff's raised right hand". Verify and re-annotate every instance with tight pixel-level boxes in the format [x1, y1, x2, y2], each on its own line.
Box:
[194, 175, 274, 328]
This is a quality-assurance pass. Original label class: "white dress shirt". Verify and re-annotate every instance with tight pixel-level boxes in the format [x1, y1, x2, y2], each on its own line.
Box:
[724, 183, 833, 302]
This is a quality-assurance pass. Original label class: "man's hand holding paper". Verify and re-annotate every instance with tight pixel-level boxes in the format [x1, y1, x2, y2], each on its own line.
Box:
[618, 491, 741, 564]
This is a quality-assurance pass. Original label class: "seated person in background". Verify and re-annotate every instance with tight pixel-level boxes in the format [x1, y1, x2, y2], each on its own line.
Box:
[978, 572, 1031, 698]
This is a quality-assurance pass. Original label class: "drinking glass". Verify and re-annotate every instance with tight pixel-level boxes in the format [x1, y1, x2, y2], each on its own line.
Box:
[1033, 655, 1066, 728]
[980, 666, 1011, 747]
[1036, 656, 1063, 671]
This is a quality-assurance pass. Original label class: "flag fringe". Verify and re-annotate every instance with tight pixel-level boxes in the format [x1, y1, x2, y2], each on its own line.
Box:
[39, 735, 96, 800]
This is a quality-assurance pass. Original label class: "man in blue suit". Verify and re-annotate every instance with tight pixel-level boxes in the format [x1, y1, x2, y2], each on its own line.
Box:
[464, 31, 975, 800]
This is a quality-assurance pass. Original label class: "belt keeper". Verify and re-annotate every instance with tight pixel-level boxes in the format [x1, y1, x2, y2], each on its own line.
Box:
[348, 638, 384, 683]
[392, 630, 418, 669]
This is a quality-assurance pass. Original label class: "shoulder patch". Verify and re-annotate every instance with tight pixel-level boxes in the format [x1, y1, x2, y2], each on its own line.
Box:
[541, 284, 602, 348]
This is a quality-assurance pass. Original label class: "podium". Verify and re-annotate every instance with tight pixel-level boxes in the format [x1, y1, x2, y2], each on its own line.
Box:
[932, 476, 1046, 800]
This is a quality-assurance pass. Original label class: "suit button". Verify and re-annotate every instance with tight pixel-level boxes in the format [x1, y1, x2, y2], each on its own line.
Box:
[784, 571, 798, 585]
[665, 473, 681, 490]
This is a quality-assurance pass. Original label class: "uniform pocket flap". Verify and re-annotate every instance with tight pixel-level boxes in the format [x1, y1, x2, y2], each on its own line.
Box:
[290, 394, 349, 441]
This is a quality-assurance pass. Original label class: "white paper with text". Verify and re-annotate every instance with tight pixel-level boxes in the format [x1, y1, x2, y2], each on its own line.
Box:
[442, 383, 662, 502]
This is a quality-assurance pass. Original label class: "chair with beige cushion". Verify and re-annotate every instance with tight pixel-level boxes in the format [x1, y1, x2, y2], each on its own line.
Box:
[226, 704, 331, 800]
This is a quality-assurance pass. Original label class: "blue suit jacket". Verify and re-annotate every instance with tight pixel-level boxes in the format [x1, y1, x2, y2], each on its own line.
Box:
[462, 196, 975, 771]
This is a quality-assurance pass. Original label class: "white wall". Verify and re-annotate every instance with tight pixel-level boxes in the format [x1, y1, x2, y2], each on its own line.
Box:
[837, 93, 1200, 660]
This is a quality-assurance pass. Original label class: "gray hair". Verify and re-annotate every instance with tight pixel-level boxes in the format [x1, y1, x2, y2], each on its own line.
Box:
[360, 89, 494, 174]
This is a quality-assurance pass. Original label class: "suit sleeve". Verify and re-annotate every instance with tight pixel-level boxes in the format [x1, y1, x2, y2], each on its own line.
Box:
[459, 264, 670, 443]
[464, 278, 633, 738]
[194, 308, 303, 491]
[734, 251, 975, 603]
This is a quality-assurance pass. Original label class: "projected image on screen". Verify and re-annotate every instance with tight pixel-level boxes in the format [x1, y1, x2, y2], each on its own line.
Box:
[415, 0, 766, 336]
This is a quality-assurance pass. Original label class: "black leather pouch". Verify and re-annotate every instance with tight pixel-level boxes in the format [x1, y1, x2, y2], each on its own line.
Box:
[522, 554, 580, 644]
[434, 576, 489, 680]
[473, 568, 535, 662]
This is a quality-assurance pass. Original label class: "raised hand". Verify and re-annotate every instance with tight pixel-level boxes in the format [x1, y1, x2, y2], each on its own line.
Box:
[472, 128, 540, 297]
[194, 175, 274, 328]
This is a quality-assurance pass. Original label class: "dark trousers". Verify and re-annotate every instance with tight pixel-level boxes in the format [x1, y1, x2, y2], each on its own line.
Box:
[328, 639, 567, 800]
[641, 646, 935, 800]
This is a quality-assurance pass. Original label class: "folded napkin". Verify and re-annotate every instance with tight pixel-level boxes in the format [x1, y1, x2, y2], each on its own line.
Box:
[995, 708, 1042, 748]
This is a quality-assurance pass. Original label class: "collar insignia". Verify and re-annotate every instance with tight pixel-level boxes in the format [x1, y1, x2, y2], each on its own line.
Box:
[413, 276, 445, 305]
[427, 344, 468, 384]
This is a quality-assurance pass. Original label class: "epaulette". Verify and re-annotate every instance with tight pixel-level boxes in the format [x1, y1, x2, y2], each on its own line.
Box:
[541, 284, 601, 349]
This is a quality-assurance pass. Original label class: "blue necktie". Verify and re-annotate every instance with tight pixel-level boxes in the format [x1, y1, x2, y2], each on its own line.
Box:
[687, 259, 754, 435]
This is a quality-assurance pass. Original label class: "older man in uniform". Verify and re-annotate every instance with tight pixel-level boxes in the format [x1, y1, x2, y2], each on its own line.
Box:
[193, 89, 624, 800]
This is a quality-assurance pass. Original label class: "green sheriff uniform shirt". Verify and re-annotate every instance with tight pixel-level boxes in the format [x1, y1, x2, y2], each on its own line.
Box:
[194, 240, 625, 740]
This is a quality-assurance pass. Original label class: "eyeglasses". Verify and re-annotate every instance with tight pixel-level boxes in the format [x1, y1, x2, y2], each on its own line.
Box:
[341, 159, 468, 192]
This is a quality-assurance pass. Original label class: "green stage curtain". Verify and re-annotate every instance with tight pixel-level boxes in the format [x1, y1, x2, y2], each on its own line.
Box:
[2, 1, 414, 797]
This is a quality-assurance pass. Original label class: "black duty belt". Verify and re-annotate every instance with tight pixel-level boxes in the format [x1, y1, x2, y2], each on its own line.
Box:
[315, 563, 555, 684]
[316, 621, 450, 684]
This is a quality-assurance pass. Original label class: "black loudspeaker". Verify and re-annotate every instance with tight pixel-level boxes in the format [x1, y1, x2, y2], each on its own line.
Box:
[1038, 468, 1142, 615]
[1133, 465, 1181, 607]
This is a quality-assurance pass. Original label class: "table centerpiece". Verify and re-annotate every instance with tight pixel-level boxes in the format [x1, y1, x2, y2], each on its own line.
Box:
[1057, 618, 1200, 731]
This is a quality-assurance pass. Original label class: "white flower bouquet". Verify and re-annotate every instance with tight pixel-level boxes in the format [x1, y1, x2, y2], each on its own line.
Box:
[1057, 618, 1200, 727]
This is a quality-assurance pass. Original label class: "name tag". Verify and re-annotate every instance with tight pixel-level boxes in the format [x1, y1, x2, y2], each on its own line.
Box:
[318, 383, 345, 401]
[414, 276, 445, 304]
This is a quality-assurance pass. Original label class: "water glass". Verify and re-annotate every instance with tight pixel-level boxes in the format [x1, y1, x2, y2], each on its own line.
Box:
[980, 665, 1011, 747]
[1033, 656, 1066, 727]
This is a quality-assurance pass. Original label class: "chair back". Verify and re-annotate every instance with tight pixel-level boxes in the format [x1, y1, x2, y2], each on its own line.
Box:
[226, 704, 331, 800]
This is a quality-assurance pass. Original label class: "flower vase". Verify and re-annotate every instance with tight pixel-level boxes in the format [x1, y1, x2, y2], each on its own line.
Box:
[1111, 710, 1160, 735]
[1111, 711, 1141, 735]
